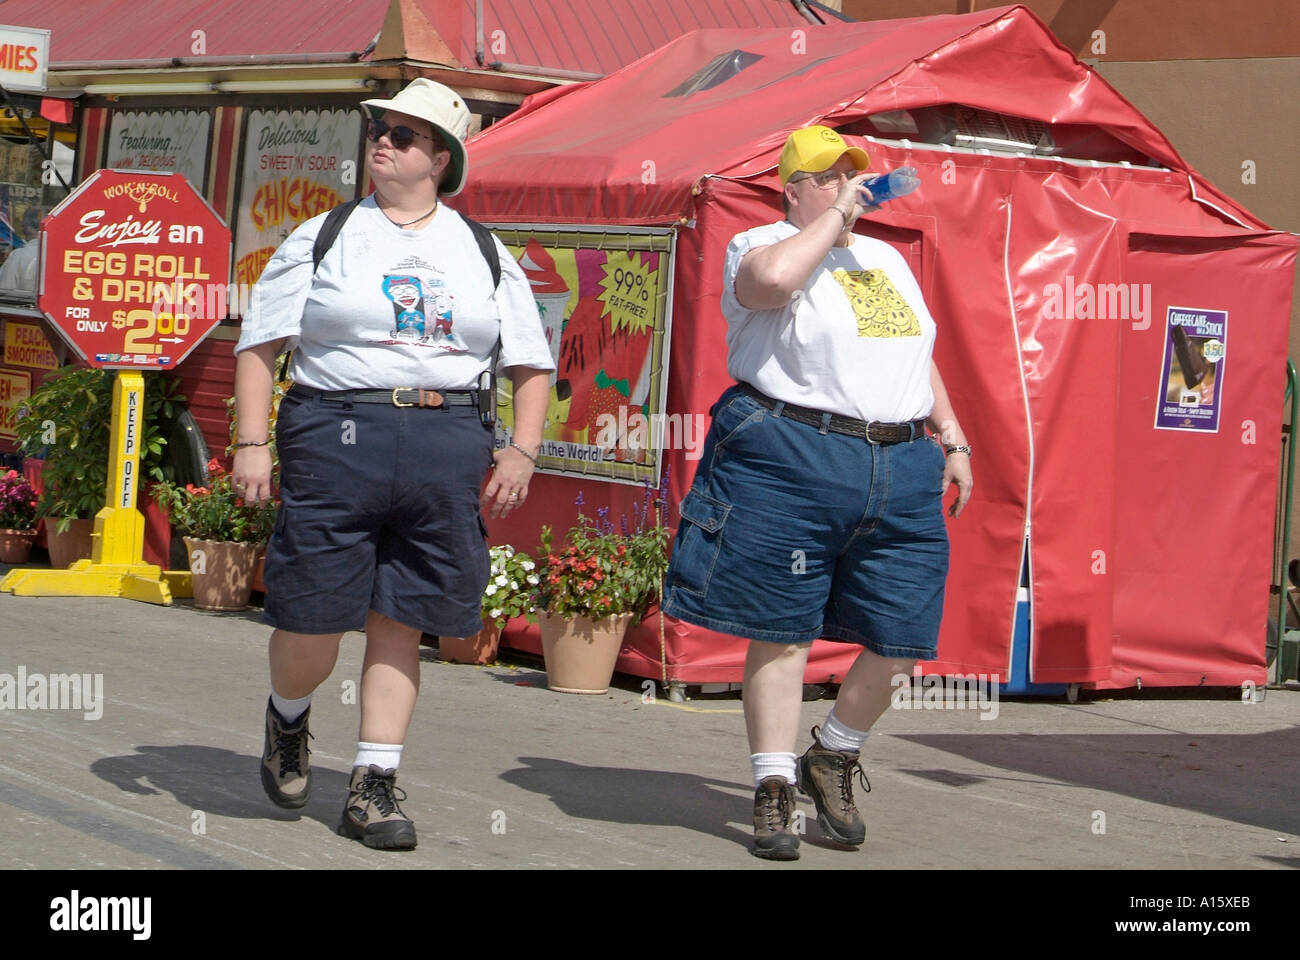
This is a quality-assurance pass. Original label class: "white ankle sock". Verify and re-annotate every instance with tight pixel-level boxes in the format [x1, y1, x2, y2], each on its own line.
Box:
[751, 752, 797, 787]
[271, 690, 312, 724]
[819, 709, 870, 753]
[354, 742, 403, 771]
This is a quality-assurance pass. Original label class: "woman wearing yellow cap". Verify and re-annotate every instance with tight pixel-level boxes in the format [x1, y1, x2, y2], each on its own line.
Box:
[662, 124, 973, 860]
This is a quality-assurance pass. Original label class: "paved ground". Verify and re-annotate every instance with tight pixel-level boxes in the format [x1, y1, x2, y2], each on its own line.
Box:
[2, 576, 1299, 871]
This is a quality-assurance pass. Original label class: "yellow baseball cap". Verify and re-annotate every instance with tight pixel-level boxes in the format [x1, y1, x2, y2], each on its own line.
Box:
[778, 125, 870, 185]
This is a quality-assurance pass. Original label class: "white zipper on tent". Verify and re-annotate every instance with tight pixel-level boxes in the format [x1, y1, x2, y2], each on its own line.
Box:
[1186, 175, 1251, 230]
[1002, 195, 1034, 684]
[862, 135, 1172, 171]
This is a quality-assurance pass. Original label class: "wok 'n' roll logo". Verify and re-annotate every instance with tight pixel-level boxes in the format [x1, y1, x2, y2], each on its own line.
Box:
[103, 181, 180, 213]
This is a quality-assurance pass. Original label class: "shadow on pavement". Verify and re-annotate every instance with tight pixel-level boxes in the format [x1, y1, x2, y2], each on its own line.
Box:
[89, 745, 353, 832]
[893, 726, 1300, 840]
[500, 756, 756, 853]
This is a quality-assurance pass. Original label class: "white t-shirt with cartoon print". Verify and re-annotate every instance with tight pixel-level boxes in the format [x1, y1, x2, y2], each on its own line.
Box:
[721, 220, 936, 423]
[235, 196, 555, 390]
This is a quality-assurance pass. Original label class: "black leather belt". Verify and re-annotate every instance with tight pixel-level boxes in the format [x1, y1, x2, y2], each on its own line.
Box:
[738, 383, 927, 444]
[291, 385, 477, 408]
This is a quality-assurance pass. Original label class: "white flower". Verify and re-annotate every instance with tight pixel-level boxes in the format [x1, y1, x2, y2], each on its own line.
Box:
[510, 580, 518, 590]
[521, 559, 535, 571]
[489, 608, 503, 619]
[527, 574, 539, 585]
[495, 574, 509, 587]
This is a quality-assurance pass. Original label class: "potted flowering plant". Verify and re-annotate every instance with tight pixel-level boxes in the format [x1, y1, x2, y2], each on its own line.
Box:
[534, 480, 670, 695]
[151, 458, 277, 611]
[0, 469, 40, 564]
[15, 366, 186, 568]
[440, 545, 541, 665]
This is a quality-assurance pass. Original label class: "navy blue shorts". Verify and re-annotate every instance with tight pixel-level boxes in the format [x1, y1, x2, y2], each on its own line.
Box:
[262, 387, 493, 637]
[661, 384, 950, 659]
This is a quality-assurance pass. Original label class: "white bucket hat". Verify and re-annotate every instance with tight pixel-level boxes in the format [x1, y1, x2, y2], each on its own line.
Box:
[361, 78, 472, 196]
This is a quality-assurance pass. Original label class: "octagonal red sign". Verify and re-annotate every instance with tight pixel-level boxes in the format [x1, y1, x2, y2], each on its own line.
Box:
[39, 169, 232, 369]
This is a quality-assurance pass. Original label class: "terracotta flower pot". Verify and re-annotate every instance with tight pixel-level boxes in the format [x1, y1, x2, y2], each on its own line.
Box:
[0, 528, 38, 564]
[250, 546, 267, 593]
[439, 621, 503, 665]
[46, 518, 94, 569]
[183, 537, 258, 611]
[539, 611, 633, 695]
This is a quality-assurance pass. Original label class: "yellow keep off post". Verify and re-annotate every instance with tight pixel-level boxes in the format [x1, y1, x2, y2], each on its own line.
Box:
[0, 371, 192, 603]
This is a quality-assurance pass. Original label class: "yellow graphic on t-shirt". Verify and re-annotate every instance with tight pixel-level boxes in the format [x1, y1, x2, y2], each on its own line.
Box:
[831, 268, 920, 338]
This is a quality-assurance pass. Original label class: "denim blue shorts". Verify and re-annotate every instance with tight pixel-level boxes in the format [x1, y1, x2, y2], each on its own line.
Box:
[661, 384, 950, 658]
[262, 387, 493, 637]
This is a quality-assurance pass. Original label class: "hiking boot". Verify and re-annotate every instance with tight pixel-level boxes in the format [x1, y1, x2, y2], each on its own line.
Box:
[751, 776, 800, 861]
[797, 725, 869, 846]
[337, 765, 418, 850]
[260, 698, 313, 809]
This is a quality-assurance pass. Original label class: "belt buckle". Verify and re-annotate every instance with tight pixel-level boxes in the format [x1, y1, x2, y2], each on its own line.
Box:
[392, 388, 413, 408]
[864, 420, 881, 445]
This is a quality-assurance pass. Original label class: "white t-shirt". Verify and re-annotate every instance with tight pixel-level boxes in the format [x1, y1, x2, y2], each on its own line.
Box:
[235, 197, 555, 390]
[721, 220, 936, 423]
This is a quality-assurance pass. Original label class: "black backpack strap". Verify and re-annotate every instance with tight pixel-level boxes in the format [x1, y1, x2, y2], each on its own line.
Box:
[460, 214, 503, 430]
[461, 214, 502, 290]
[313, 197, 364, 273]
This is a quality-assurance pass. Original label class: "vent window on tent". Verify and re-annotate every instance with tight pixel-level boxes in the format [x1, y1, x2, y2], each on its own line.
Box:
[847, 104, 1156, 166]
[665, 50, 764, 98]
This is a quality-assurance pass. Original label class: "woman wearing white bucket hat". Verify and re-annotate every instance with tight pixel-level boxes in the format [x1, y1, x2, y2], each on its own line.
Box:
[233, 78, 554, 849]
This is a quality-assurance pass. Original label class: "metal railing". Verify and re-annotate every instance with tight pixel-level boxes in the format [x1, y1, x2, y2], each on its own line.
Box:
[1272, 360, 1298, 685]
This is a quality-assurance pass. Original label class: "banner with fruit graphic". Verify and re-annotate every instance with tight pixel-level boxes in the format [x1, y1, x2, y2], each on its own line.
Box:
[491, 225, 674, 486]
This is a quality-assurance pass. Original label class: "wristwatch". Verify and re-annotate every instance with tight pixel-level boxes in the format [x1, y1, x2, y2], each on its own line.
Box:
[943, 444, 972, 458]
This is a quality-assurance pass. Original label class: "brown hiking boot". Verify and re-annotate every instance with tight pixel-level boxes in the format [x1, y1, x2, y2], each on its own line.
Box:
[797, 725, 869, 847]
[337, 765, 418, 850]
[260, 698, 312, 809]
[751, 776, 800, 860]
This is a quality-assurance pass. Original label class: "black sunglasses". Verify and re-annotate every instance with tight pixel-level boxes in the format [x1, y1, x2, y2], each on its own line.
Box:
[366, 118, 444, 151]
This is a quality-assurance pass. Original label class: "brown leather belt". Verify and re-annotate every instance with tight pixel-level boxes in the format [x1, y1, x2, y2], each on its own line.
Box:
[738, 383, 927, 444]
[291, 385, 477, 408]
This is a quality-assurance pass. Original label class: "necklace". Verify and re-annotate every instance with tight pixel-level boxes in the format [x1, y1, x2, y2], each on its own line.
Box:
[380, 201, 438, 228]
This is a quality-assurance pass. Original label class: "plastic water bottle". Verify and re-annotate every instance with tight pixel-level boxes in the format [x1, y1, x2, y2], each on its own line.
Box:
[861, 167, 920, 205]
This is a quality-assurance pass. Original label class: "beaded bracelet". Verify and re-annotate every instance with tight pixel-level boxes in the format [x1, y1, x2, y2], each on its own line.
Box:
[509, 440, 538, 464]
[232, 439, 271, 449]
[943, 444, 972, 458]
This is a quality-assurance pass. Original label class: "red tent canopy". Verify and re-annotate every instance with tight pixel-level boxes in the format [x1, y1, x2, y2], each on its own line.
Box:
[463, 4, 1297, 691]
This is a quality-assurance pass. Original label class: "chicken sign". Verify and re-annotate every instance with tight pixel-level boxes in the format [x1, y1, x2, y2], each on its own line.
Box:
[39, 169, 232, 369]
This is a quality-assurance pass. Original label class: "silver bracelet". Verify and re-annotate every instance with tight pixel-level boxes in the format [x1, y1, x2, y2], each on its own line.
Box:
[943, 444, 972, 458]
[509, 440, 538, 464]
[831, 206, 852, 229]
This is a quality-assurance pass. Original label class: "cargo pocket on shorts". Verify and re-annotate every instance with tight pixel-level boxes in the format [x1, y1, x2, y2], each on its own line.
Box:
[669, 488, 732, 597]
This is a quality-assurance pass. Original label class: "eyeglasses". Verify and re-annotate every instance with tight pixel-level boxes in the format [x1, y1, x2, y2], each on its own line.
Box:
[789, 169, 847, 189]
[366, 118, 443, 151]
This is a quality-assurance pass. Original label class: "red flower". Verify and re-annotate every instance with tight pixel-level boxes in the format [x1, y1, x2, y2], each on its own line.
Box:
[592, 571, 604, 581]
[617, 545, 627, 557]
